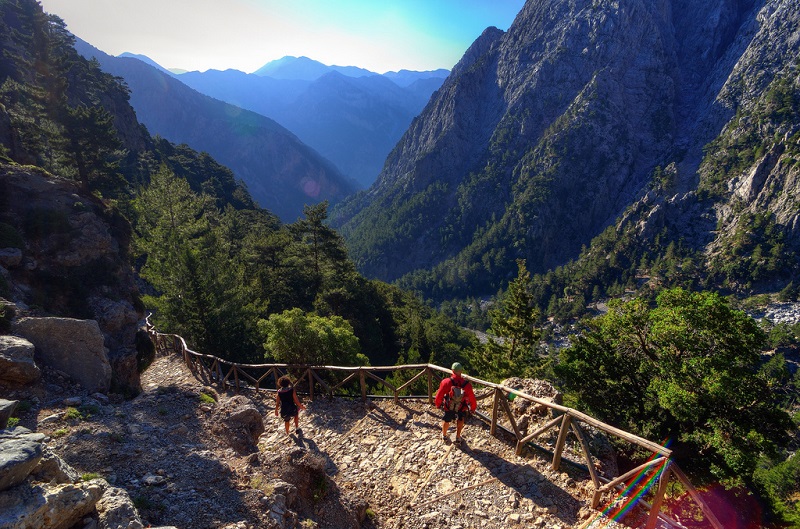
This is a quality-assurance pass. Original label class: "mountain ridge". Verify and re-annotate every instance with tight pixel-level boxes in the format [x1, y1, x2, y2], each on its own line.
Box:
[332, 0, 800, 302]
[173, 57, 448, 188]
[75, 40, 354, 221]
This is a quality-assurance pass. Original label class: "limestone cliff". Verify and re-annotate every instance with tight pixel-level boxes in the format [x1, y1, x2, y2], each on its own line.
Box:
[332, 0, 800, 299]
[0, 163, 143, 394]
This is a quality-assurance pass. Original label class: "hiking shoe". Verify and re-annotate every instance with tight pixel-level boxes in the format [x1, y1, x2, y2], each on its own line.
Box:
[295, 428, 302, 436]
[442, 434, 450, 444]
[454, 437, 463, 446]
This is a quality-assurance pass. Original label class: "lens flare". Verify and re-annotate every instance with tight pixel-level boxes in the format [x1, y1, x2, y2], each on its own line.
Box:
[583, 439, 673, 529]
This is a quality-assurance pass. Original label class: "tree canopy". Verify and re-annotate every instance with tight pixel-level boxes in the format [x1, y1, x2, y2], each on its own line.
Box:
[259, 308, 367, 366]
[556, 288, 792, 485]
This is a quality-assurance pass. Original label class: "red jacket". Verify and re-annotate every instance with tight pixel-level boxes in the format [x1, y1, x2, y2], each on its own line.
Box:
[435, 374, 477, 413]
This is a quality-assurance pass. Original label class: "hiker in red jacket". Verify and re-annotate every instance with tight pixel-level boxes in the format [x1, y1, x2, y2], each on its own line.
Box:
[435, 362, 477, 446]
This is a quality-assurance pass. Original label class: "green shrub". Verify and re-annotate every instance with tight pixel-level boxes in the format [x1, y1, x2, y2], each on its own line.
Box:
[754, 452, 800, 525]
[198, 392, 216, 405]
[52, 428, 69, 438]
[78, 404, 99, 418]
[64, 407, 82, 421]
[15, 400, 31, 413]
[6, 417, 19, 428]
[81, 472, 101, 481]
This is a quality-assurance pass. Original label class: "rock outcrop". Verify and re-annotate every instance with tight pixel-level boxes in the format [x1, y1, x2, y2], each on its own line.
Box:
[0, 427, 43, 491]
[212, 395, 266, 454]
[0, 424, 107, 529]
[95, 486, 144, 529]
[0, 479, 107, 529]
[0, 336, 40, 386]
[13, 317, 112, 394]
[0, 164, 144, 395]
[0, 400, 16, 429]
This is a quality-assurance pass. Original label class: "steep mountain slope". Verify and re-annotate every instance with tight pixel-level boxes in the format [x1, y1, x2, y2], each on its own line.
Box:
[75, 41, 353, 222]
[332, 0, 800, 301]
[273, 72, 439, 188]
[176, 62, 447, 189]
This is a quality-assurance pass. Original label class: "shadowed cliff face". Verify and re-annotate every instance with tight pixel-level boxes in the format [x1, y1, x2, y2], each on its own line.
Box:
[0, 163, 145, 392]
[332, 0, 798, 298]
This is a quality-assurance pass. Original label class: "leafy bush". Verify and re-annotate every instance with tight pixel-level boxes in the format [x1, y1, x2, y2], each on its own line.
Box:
[259, 308, 367, 366]
[754, 452, 800, 526]
[556, 288, 793, 486]
[198, 392, 216, 405]
[64, 407, 82, 421]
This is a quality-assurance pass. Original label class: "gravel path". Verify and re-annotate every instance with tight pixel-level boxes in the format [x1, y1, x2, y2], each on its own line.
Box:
[19, 351, 641, 529]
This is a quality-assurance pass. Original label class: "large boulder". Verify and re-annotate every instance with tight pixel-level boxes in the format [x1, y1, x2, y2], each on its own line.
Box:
[211, 395, 265, 454]
[501, 377, 563, 425]
[13, 317, 111, 393]
[0, 400, 17, 429]
[0, 479, 106, 529]
[91, 298, 142, 395]
[28, 448, 80, 486]
[0, 432, 43, 492]
[96, 486, 144, 529]
[0, 335, 40, 386]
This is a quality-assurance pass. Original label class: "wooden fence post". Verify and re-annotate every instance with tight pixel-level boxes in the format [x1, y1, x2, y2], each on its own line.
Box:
[552, 413, 572, 471]
[490, 388, 500, 436]
[308, 368, 315, 401]
[360, 369, 367, 402]
[427, 368, 433, 405]
[645, 462, 671, 529]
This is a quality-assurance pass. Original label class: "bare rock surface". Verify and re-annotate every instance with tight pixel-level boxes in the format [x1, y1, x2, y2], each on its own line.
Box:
[13, 317, 111, 394]
[0, 430, 43, 491]
[0, 479, 106, 529]
[0, 335, 40, 386]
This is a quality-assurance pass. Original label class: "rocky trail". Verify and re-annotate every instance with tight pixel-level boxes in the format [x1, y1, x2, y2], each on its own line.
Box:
[5, 351, 646, 529]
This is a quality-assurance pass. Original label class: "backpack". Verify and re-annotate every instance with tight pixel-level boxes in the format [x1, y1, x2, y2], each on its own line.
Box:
[444, 376, 467, 412]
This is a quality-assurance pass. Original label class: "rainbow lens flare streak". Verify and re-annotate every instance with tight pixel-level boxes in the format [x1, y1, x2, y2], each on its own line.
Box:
[585, 440, 672, 529]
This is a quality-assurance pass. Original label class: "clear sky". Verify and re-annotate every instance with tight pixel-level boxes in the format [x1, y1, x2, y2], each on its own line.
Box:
[38, 0, 527, 74]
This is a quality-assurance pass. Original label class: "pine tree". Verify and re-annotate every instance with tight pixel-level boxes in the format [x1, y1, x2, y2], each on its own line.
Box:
[489, 259, 540, 360]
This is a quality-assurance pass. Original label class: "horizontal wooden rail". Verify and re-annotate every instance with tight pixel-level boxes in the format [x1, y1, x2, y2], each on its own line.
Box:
[145, 322, 722, 529]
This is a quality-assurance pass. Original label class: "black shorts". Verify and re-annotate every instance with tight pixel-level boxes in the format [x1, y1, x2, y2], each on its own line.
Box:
[443, 409, 468, 422]
[281, 406, 298, 421]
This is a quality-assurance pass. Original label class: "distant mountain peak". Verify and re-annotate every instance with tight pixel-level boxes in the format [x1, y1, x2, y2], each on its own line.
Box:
[253, 55, 378, 81]
[117, 52, 175, 75]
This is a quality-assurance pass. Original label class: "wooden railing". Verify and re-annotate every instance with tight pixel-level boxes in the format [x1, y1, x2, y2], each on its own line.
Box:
[147, 327, 724, 529]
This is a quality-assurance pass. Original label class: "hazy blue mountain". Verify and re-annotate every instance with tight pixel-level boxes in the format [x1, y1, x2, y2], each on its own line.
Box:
[253, 55, 374, 80]
[174, 60, 447, 188]
[75, 40, 353, 221]
[269, 71, 433, 187]
[176, 68, 310, 119]
[331, 0, 800, 302]
[383, 69, 449, 87]
[117, 52, 175, 76]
